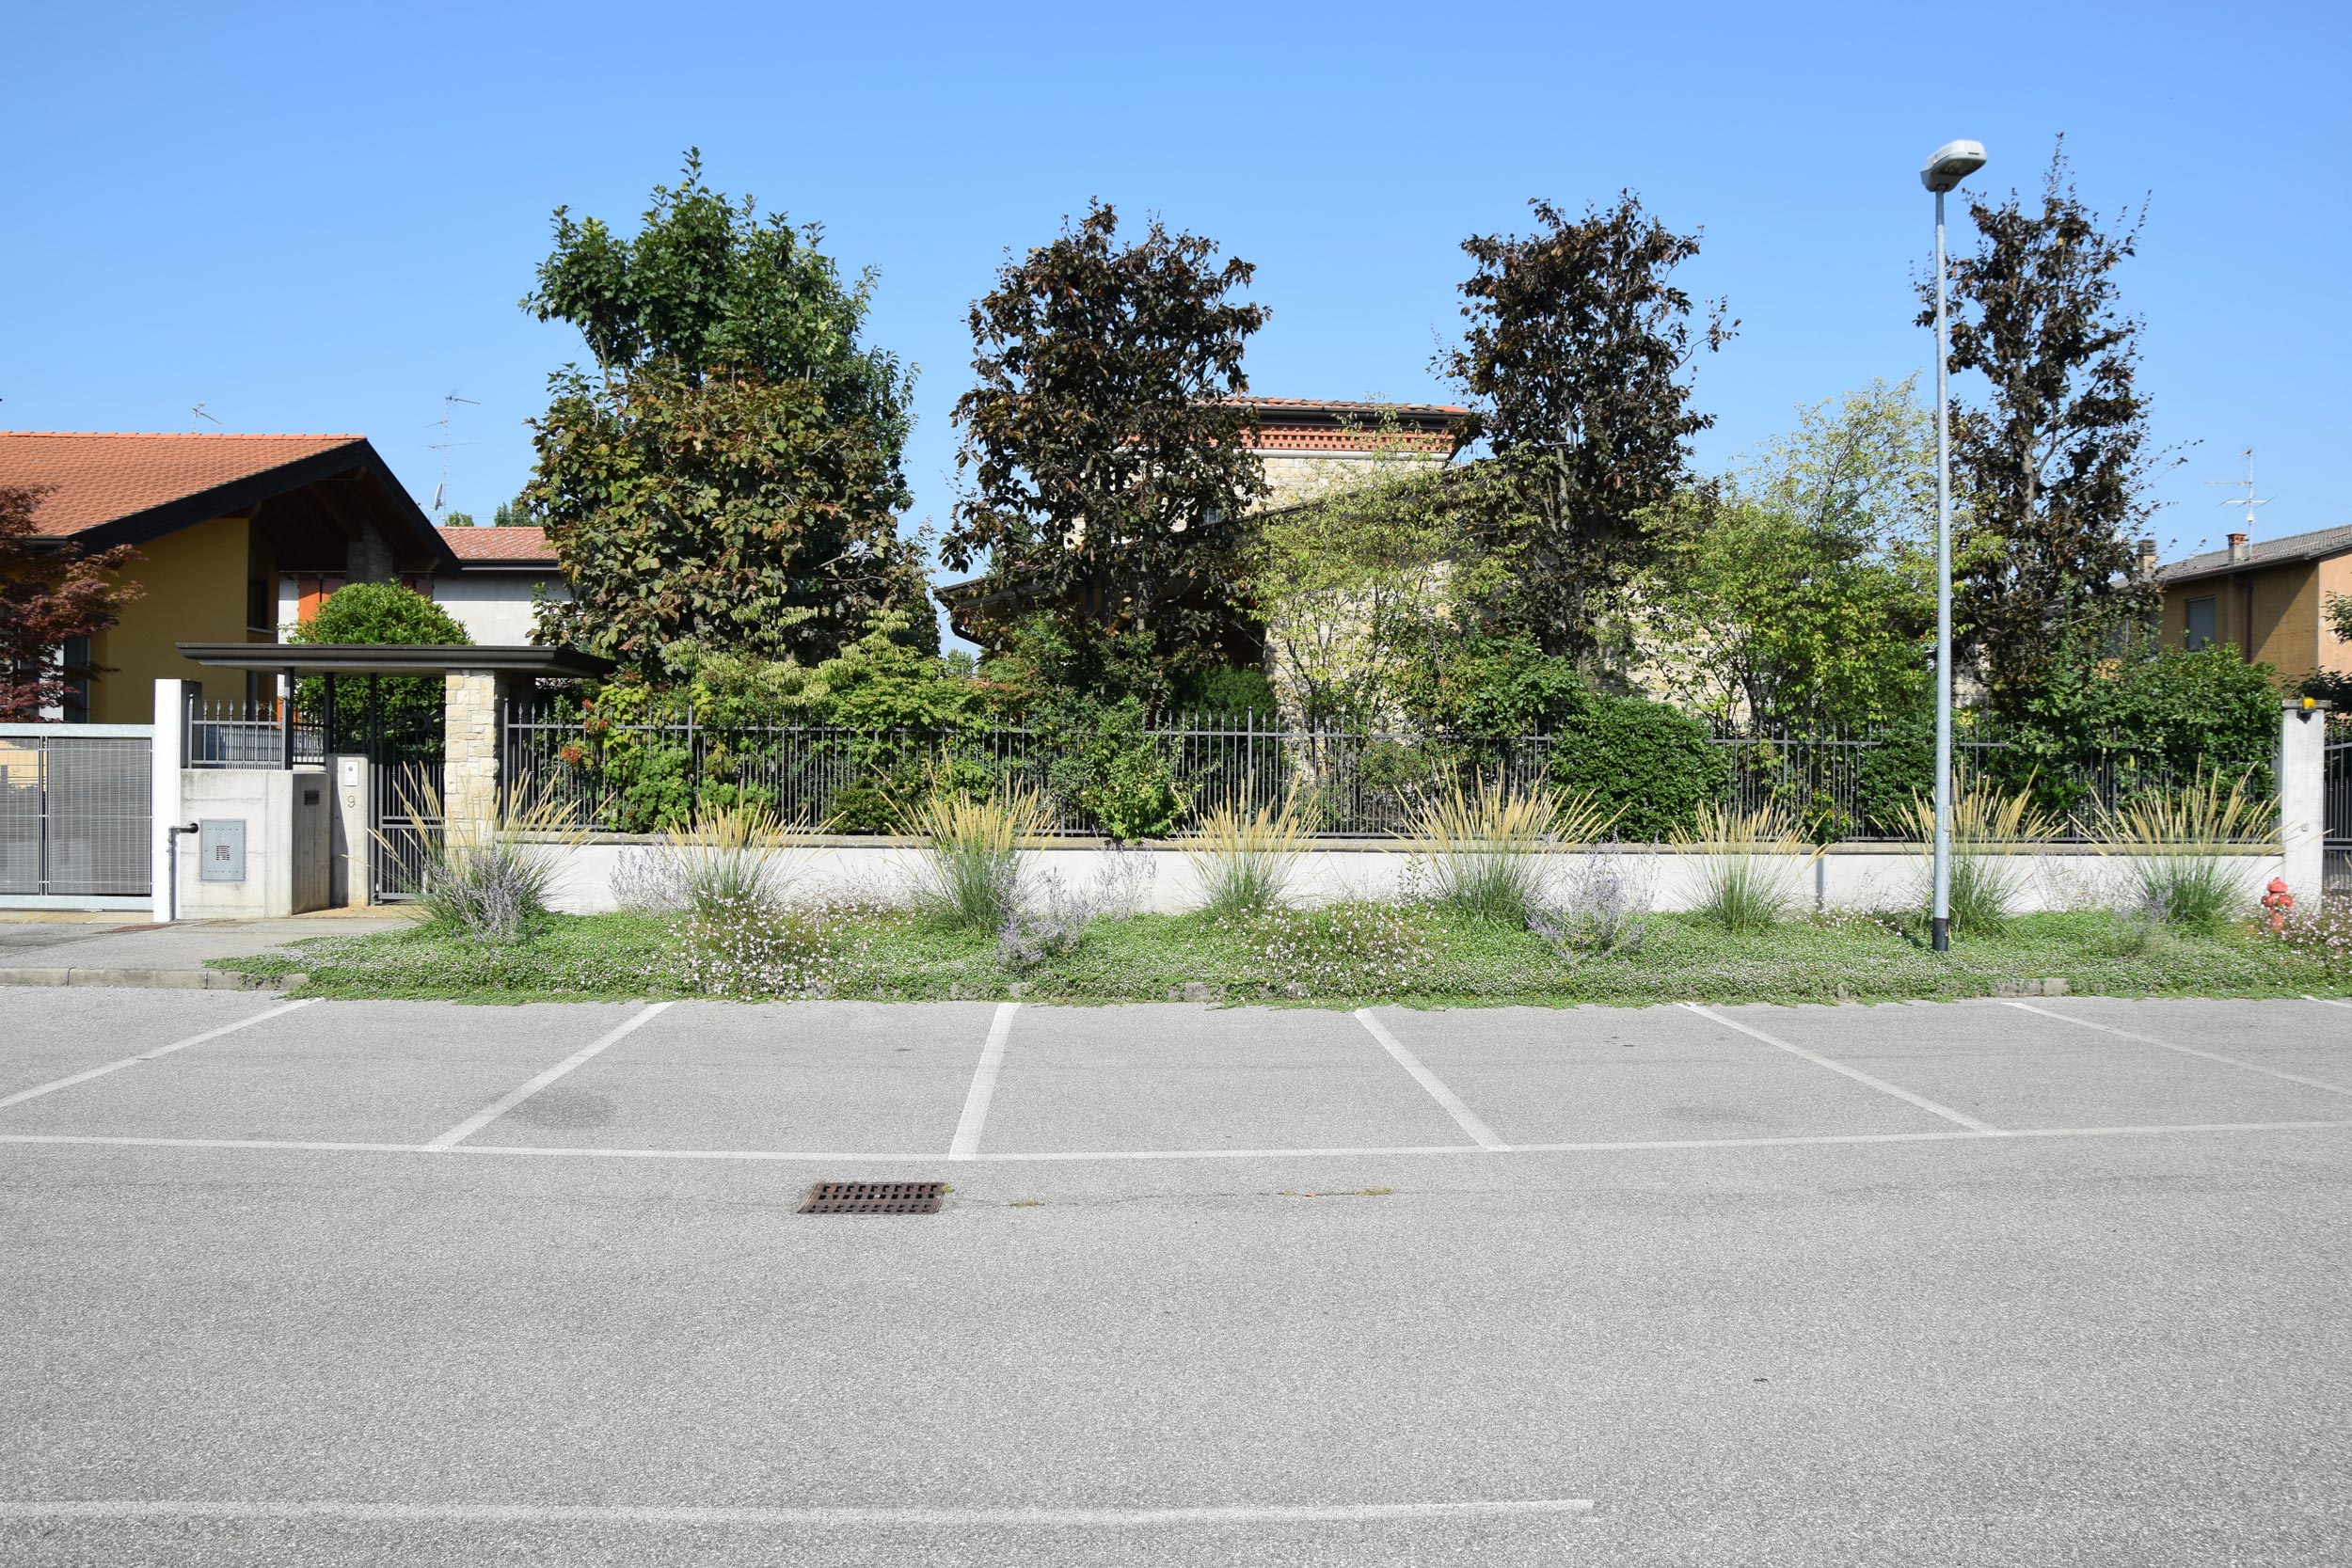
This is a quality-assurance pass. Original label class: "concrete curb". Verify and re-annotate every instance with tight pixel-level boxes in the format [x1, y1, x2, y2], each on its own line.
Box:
[0, 967, 307, 992]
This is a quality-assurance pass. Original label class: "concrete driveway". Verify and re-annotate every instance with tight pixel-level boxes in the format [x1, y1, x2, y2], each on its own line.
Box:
[4, 990, 2349, 1565]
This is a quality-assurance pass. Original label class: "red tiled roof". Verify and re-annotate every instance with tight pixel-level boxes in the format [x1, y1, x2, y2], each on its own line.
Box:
[1241, 397, 1470, 417]
[1232, 397, 1467, 454]
[0, 432, 367, 537]
[437, 524, 556, 566]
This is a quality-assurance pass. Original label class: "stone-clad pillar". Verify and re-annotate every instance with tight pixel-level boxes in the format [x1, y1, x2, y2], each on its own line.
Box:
[444, 668, 501, 845]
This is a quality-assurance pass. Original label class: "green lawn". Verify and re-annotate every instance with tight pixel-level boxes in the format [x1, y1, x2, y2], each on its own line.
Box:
[214, 903, 2348, 1006]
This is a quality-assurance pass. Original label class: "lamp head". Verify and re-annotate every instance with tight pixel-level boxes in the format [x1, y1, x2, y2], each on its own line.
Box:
[1921, 139, 1987, 194]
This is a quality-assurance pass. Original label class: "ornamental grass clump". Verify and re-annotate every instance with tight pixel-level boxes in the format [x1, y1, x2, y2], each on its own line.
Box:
[904, 784, 1044, 933]
[1404, 776, 1614, 925]
[390, 781, 587, 943]
[1675, 802, 1820, 934]
[1185, 794, 1310, 918]
[2081, 771, 2276, 933]
[1902, 780, 2056, 936]
[612, 802, 821, 917]
[620, 803, 841, 997]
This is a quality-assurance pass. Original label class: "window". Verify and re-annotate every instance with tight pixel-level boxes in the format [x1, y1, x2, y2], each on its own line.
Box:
[2185, 595, 2217, 651]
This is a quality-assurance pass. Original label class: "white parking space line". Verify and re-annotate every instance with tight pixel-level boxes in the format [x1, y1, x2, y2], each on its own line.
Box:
[0, 1497, 1595, 1528]
[423, 1004, 674, 1150]
[1681, 1003, 2007, 1134]
[0, 999, 316, 1110]
[9, 1117, 2348, 1164]
[1353, 1010, 1507, 1149]
[2004, 1001, 2352, 1097]
[948, 1002, 1018, 1160]
[2305, 995, 2351, 1010]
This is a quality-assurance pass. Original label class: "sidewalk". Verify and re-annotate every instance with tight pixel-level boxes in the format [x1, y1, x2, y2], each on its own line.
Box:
[0, 910, 412, 990]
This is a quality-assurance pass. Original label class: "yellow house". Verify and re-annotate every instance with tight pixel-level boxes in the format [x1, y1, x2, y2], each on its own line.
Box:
[2, 432, 455, 721]
[2154, 524, 2352, 685]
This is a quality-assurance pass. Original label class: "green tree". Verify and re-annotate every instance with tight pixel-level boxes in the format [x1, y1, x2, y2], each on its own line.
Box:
[943, 201, 1271, 671]
[530, 366, 929, 672]
[522, 152, 925, 671]
[289, 581, 470, 743]
[1438, 193, 1733, 662]
[1925, 139, 2172, 712]
[491, 496, 531, 528]
[524, 150, 911, 454]
[1635, 380, 1937, 730]
[442, 510, 477, 529]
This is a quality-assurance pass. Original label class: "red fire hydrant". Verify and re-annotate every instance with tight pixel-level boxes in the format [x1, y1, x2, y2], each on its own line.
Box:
[2262, 877, 2295, 932]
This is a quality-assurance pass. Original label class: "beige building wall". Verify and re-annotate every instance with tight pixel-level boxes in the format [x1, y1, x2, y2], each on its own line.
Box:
[2320, 555, 2352, 677]
[86, 515, 257, 721]
[2164, 563, 2327, 680]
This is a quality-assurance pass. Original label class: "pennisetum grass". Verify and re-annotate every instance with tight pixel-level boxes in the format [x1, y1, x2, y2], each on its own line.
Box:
[1403, 776, 1614, 925]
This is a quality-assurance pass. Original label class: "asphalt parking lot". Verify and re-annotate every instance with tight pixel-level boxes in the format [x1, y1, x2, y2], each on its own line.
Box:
[4, 990, 2349, 1565]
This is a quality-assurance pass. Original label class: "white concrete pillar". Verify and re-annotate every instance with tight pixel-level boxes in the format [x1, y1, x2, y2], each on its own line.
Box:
[2279, 698, 2329, 901]
[150, 678, 189, 923]
[444, 668, 501, 846]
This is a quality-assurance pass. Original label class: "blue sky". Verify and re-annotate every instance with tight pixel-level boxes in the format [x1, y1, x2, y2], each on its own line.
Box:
[7, 1, 2344, 617]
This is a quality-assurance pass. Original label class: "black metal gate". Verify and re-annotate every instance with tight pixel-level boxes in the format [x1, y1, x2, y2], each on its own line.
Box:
[364, 709, 443, 904]
[2326, 718, 2350, 897]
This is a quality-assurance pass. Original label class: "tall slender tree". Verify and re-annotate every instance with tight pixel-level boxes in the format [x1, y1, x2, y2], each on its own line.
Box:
[943, 201, 1270, 668]
[1923, 139, 2173, 707]
[1438, 193, 1733, 661]
[521, 152, 930, 671]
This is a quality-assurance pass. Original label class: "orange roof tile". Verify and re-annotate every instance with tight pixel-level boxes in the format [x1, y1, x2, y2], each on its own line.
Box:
[0, 432, 368, 537]
[437, 525, 556, 565]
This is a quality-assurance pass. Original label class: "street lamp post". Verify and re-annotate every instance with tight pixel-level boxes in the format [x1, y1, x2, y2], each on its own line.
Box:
[1921, 138, 1986, 955]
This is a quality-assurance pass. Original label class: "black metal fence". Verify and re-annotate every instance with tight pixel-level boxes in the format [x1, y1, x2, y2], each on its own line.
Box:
[498, 705, 2202, 842]
[2326, 713, 2351, 896]
[185, 699, 324, 769]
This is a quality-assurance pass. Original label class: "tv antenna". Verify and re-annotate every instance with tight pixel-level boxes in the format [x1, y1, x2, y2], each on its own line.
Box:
[189, 402, 221, 433]
[2202, 447, 2271, 533]
[425, 392, 479, 518]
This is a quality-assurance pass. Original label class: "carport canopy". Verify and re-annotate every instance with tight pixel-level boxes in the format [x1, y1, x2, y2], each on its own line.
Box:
[173, 643, 613, 679]
[172, 643, 614, 763]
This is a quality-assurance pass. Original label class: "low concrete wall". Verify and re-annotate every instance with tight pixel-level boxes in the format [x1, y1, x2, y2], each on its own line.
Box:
[535, 837, 2286, 918]
[176, 768, 332, 919]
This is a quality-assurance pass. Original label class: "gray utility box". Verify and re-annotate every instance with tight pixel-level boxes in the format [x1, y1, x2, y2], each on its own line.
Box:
[198, 818, 247, 882]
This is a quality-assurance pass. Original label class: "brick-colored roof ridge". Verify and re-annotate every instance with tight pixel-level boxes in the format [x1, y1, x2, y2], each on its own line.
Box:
[1235, 396, 1470, 414]
[0, 430, 365, 440]
[437, 524, 557, 565]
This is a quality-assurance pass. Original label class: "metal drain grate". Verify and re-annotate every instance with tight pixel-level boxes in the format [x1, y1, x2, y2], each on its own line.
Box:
[799, 1181, 947, 1215]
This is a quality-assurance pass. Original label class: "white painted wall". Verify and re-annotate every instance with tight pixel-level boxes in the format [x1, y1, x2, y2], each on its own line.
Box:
[431, 574, 566, 646]
[532, 838, 2282, 919]
[274, 573, 568, 647]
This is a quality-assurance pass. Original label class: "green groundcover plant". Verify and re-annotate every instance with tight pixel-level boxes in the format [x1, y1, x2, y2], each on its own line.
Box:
[220, 902, 2343, 1007]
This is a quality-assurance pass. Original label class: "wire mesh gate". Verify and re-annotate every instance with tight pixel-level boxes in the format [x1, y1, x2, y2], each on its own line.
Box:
[0, 724, 152, 907]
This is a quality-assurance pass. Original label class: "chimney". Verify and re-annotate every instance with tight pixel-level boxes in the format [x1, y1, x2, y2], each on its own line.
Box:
[2228, 532, 2251, 564]
[2136, 537, 2157, 578]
